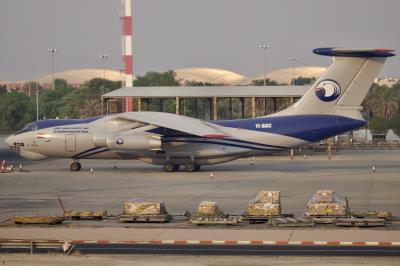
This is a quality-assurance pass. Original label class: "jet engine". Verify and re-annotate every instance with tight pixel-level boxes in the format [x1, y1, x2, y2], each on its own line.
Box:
[93, 133, 161, 150]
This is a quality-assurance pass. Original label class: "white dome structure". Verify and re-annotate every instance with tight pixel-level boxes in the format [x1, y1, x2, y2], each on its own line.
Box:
[7, 66, 328, 87]
[32, 69, 127, 84]
[174, 67, 246, 85]
[250, 66, 327, 84]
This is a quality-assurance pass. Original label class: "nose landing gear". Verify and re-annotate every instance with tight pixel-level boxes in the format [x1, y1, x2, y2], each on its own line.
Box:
[70, 160, 81, 171]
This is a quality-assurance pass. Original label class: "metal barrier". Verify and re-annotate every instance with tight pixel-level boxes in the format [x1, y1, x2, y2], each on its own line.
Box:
[0, 239, 67, 254]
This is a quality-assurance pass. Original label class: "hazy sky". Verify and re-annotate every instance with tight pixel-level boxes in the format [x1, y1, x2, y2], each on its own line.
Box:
[1, 0, 399, 81]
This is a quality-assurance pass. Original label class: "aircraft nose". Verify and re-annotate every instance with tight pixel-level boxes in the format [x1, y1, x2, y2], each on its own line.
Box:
[5, 135, 14, 147]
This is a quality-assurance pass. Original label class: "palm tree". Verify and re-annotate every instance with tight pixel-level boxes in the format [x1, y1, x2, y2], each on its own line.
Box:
[363, 85, 398, 120]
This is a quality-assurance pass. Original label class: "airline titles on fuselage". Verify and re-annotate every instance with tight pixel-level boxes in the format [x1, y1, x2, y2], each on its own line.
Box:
[53, 127, 89, 134]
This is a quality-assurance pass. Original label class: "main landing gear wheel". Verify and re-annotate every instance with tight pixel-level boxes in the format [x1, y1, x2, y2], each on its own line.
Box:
[163, 163, 180, 172]
[185, 162, 201, 172]
[70, 161, 81, 171]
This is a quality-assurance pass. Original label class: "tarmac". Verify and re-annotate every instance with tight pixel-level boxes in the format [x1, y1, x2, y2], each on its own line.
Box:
[2, 254, 400, 266]
[1, 147, 400, 250]
[0, 148, 399, 218]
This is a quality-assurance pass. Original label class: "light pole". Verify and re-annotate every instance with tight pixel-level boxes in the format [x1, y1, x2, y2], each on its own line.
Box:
[289, 57, 299, 86]
[258, 44, 270, 86]
[98, 54, 109, 79]
[47, 48, 59, 90]
[36, 84, 39, 121]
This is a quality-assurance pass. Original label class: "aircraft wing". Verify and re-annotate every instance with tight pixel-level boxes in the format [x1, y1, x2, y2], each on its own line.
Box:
[104, 112, 229, 138]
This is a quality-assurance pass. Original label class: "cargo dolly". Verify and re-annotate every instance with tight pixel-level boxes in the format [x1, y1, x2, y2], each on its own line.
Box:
[64, 210, 108, 220]
[271, 217, 315, 227]
[118, 214, 172, 223]
[244, 213, 294, 224]
[12, 216, 64, 225]
[189, 215, 242, 225]
[335, 217, 386, 227]
[58, 197, 108, 220]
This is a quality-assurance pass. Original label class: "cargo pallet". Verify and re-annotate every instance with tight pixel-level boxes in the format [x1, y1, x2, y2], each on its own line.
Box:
[272, 217, 315, 227]
[335, 218, 386, 227]
[245, 216, 277, 224]
[118, 214, 172, 223]
[189, 216, 242, 225]
[351, 211, 392, 220]
[12, 216, 64, 225]
[311, 217, 339, 224]
[64, 210, 107, 220]
[244, 213, 294, 224]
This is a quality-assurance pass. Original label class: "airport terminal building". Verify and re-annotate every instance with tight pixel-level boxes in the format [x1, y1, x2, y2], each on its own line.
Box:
[101, 85, 308, 120]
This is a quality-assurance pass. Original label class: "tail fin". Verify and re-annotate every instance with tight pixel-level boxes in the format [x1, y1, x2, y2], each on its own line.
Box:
[280, 48, 395, 118]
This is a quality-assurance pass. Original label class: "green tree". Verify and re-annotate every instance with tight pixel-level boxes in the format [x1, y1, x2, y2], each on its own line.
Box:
[292, 76, 316, 86]
[0, 84, 7, 95]
[368, 117, 389, 134]
[38, 86, 73, 119]
[133, 70, 179, 86]
[55, 79, 68, 90]
[363, 85, 398, 120]
[57, 78, 122, 118]
[131, 70, 179, 112]
[251, 78, 279, 86]
[186, 81, 223, 86]
[0, 91, 34, 133]
[85, 78, 122, 95]
[390, 113, 400, 137]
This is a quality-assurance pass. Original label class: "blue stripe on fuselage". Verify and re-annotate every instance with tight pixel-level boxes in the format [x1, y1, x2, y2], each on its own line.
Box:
[35, 116, 103, 130]
[163, 139, 278, 151]
[211, 115, 366, 142]
[163, 135, 285, 149]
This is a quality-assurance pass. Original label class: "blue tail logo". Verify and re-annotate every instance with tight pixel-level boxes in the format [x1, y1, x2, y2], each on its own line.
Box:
[315, 80, 341, 102]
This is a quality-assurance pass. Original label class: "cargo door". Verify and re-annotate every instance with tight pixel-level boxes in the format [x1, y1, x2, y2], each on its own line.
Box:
[65, 134, 76, 152]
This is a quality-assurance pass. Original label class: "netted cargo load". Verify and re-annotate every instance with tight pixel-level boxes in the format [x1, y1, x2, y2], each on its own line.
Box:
[305, 190, 349, 217]
[247, 191, 281, 217]
[193, 201, 224, 217]
[315, 190, 334, 203]
[123, 198, 168, 216]
[253, 191, 281, 204]
[248, 202, 281, 216]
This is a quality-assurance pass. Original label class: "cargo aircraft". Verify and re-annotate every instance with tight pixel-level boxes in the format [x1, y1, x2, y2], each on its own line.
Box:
[5, 48, 395, 172]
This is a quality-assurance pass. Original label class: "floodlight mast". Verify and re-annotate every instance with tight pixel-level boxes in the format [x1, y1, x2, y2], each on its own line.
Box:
[47, 48, 59, 90]
[258, 44, 270, 86]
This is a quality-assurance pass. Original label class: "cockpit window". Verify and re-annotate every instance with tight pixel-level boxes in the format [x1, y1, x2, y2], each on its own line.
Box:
[13, 122, 38, 135]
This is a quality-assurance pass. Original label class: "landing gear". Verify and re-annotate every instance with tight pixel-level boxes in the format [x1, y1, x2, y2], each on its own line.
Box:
[70, 161, 81, 171]
[163, 163, 180, 172]
[184, 162, 201, 172]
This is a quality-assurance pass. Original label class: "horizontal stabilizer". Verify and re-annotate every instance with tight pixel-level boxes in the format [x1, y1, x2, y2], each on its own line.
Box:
[313, 48, 395, 58]
[276, 47, 395, 118]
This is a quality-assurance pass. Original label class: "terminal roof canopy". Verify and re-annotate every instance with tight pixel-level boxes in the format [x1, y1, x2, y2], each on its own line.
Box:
[102, 86, 309, 98]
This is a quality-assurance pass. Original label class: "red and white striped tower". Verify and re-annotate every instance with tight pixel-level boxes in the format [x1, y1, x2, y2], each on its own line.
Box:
[122, 0, 133, 112]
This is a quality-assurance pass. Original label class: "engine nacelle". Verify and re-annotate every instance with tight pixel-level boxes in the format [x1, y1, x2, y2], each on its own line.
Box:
[93, 133, 161, 150]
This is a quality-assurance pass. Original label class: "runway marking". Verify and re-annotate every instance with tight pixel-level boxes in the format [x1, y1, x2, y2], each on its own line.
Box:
[2, 239, 400, 247]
